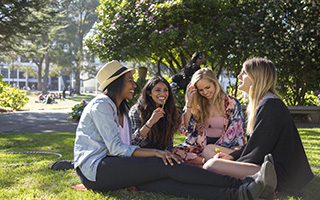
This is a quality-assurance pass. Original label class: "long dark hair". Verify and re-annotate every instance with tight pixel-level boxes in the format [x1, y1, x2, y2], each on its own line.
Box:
[136, 76, 180, 149]
[187, 51, 204, 66]
[103, 73, 129, 115]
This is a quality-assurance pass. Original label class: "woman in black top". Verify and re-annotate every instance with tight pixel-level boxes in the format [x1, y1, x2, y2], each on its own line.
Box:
[203, 57, 314, 196]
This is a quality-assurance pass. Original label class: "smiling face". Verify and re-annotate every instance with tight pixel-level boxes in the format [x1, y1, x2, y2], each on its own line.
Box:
[195, 78, 215, 100]
[237, 64, 252, 94]
[120, 72, 136, 100]
[150, 81, 169, 107]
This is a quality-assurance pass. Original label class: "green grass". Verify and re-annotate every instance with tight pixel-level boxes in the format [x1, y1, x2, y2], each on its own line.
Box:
[0, 129, 319, 200]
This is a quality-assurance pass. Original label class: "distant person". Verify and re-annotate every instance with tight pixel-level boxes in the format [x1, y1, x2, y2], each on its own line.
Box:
[62, 88, 66, 100]
[45, 94, 53, 104]
[38, 93, 45, 101]
[171, 51, 206, 93]
[69, 87, 74, 97]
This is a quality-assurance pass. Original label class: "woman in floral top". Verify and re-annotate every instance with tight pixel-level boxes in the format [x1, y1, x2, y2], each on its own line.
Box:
[173, 68, 245, 165]
[129, 76, 180, 151]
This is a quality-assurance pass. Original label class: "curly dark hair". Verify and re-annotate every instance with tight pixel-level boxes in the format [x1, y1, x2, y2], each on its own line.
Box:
[136, 76, 180, 149]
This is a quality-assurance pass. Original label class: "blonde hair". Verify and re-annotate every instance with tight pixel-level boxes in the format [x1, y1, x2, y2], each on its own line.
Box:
[244, 57, 279, 134]
[187, 68, 225, 125]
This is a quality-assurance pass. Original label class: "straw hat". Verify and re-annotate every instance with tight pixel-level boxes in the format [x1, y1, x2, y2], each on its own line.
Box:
[97, 60, 136, 91]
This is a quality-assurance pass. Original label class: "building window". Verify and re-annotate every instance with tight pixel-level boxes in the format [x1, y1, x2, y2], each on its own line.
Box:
[10, 70, 17, 78]
[1, 69, 9, 78]
[19, 71, 25, 78]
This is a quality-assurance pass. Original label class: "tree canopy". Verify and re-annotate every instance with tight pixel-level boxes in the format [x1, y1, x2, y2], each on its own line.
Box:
[0, 0, 58, 52]
[86, 0, 319, 105]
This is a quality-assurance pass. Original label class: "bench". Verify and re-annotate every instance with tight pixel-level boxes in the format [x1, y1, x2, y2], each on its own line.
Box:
[287, 106, 320, 124]
[241, 105, 320, 124]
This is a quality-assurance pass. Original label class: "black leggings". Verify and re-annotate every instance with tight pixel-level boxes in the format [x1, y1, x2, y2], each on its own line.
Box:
[76, 156, 242, 200]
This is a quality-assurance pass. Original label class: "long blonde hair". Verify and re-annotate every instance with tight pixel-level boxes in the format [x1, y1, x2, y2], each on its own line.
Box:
[187, 68, 225, 125]
[244, 57, 279, 134]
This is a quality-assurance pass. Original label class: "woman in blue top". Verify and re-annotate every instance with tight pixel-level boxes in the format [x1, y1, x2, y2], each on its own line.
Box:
[73, 60, 277, 200]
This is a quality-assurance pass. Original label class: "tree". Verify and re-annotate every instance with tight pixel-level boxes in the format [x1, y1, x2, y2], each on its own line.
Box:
[86, 0, 319, 105]
[86, 0, 221, 73]
[0, 0, 57, 52]
[52, 0, 100, 94]
[227, 1, 320, 105]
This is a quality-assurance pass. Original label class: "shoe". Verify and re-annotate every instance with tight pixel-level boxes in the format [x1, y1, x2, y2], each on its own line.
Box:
[264, 154, 274, 165]
[248, 154, 275, 181]
[237, 181, 264, 200]
[255, 161, 277, 200]
[51, 160, 74, 170]
[239, 161, 277, 200]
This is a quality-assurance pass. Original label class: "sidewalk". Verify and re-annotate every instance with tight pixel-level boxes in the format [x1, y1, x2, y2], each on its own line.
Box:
[0, 108, 318, 134]
[0, 109, 78, 133]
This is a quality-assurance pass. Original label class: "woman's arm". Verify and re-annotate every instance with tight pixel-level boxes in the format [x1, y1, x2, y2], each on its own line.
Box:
[132, 148, 183, 166]
[129, 105, 149, 144]
[218, 97, 246, 148]
[183, 106, 193, 128]
[129, 105, 164, 142]
[184, 83, 197, 127]
[236, 99, 283, 164]
[92, 101, 139, 156]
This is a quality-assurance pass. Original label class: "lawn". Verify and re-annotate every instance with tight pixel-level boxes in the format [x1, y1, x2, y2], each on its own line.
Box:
[0, 129, 319, 200]
[21, 94, 96, 111]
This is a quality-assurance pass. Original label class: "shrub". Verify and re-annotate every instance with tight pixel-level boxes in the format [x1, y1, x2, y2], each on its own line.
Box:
[0, 75, 29, 110]
[68, 101, 88, 121]
[304, 91, 319, 106]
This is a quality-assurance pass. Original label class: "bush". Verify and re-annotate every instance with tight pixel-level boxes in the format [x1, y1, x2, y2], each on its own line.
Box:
[0, 75, 29, 110]
[68, 100, 88, 121]
[304, 91, 319, 106]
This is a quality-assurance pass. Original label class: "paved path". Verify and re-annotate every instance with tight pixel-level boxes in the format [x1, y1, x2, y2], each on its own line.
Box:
[0, 109, 78, 133]
[0, 109, 319, 134]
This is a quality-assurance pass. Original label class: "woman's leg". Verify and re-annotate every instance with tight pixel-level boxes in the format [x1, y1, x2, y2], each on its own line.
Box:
[136, 179, 238, 200]
[203, 158, 260, 178]
[202, 144, 235, 161]
[95, 156, 243, 191]
[79, 156, 276, 200]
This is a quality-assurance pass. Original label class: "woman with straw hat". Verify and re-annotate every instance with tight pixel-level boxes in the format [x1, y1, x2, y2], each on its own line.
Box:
[73, 60, 277, 200]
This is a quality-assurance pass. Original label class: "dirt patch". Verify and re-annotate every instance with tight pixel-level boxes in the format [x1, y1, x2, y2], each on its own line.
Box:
[0, 107, 12, 113]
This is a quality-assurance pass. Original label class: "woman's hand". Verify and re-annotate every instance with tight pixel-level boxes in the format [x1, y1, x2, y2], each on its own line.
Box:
[147, 107, 165, 127]
[214, 152, 234, 160]
[155, 150, 183, 166]
[185, 83, 197, 106]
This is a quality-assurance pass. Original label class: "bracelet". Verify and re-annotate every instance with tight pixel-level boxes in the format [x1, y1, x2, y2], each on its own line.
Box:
[145, 124, 151, 129]
[186, 105, 192, 108]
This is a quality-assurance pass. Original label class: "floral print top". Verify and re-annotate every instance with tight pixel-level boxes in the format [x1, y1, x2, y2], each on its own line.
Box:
[174, 95, 245, 161]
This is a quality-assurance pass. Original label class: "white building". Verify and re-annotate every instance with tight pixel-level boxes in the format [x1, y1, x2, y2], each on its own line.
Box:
[0, 57, 74, 92]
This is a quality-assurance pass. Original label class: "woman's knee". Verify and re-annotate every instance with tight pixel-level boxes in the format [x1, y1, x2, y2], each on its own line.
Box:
[202, 158, 218, 171]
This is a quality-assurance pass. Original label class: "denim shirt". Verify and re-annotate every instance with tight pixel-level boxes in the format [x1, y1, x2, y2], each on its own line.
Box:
[74, 94, 139, 181]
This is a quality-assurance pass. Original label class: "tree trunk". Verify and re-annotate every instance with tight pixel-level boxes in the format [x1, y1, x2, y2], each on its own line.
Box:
[233, 78, 239, 97]
[216, 55, 227, 78]
[35, 57, 44, 91]
[179, 52, 187, 68]
[156, 58, 162, 76]
[42, 53, 50, 94]
[75, 69, 81, 95]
